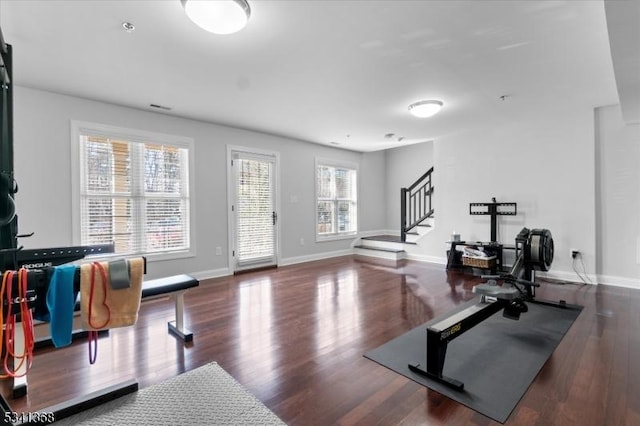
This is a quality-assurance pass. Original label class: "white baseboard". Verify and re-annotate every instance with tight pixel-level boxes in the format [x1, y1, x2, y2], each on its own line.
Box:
[541, 271, 640, 288]
[398, 257, 603, 286]
[190, 267, 231, 281]
[537, 270, 595, 284]
[596, 274, 640, 289]
[190, 250, 354, 280]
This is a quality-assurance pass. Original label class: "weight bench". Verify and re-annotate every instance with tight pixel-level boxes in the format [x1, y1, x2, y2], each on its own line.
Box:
[141, 274, 199, 342]
[1, 274, 201, 423]
[20, 273, 200, 399]
[32, 273, 200, 345]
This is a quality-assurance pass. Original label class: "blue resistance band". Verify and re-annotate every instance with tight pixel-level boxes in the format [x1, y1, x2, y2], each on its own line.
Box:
[46, 264, 77, 348]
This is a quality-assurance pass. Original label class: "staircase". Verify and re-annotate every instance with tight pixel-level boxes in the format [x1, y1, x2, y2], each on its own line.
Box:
[354, 167, 434, 262]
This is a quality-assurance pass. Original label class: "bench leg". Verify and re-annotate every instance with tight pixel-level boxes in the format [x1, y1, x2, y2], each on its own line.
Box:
[168, 291, 193, 343]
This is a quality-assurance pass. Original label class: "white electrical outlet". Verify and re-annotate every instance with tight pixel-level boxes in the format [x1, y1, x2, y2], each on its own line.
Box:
[300, 238, 305, 245]
[216, 246, 222, 256]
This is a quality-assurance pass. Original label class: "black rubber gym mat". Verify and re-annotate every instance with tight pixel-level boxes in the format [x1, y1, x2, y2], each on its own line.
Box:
[364, 298, 582, 423]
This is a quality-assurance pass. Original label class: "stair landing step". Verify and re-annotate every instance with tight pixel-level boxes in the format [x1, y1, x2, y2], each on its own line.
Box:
[354, 245, 405, 254]
[361, 235, 416, 245]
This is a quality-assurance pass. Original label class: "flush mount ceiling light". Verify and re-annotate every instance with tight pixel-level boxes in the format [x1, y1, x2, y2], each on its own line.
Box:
[408, 100, 443, 118]
[180, 0, 251, 34]
[181, 0, 251, 35]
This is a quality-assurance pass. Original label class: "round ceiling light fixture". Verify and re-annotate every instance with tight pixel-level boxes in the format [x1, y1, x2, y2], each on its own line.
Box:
[408, 100, 443, 118]
[181, 0, 251, 35]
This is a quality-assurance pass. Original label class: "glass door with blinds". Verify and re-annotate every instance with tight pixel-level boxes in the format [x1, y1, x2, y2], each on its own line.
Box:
[231, 150, 278, 271]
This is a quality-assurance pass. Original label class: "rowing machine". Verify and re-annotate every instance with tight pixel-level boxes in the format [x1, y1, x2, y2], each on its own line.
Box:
[408, 227, 556, 391]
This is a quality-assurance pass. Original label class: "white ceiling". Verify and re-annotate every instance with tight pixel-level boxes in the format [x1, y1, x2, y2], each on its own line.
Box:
[0, 0, 622, 152]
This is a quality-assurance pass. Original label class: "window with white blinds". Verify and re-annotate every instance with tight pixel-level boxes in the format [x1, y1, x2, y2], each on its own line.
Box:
[76, 126, 192, 257]
[316, 159, 358, 239]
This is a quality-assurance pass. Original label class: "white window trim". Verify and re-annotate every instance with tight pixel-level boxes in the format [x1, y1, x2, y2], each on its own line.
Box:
[70, 120, 196, 262]
[315, 157, 359, 242]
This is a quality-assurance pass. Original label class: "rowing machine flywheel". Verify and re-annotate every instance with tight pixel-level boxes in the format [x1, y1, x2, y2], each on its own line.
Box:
[524, 228, 554, 271]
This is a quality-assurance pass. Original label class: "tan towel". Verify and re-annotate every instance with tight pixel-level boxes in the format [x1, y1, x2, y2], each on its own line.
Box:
[80, 258, 144, 331]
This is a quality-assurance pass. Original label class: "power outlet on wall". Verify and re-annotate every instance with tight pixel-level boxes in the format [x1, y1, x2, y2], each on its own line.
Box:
[570, 249, 580, 259]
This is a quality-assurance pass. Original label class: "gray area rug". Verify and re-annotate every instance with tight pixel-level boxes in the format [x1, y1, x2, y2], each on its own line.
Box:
[365, 298, 582, 423]
[54, 362, 285, 425]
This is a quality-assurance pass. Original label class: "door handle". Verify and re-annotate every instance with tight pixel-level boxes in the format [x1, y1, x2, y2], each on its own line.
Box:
[272, 211, 277, 225]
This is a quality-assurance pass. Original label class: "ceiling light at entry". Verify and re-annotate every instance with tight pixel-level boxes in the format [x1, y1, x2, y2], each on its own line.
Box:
[408, 100, 443, 118]
[181, 0, 251, 35]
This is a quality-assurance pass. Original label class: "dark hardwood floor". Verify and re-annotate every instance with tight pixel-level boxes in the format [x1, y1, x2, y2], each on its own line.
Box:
[2, 256, 639, 425]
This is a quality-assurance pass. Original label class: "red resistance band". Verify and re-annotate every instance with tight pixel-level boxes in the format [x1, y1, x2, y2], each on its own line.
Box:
[1, 269, 35, 378]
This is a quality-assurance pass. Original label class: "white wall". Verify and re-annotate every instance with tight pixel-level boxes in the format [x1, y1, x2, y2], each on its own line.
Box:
[595, 104, 640, 287]
[12, 86, 386, 279]
[18, 86, 633, 287]
[384, 141, 434, 231]
[393, 108, 598, 282]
